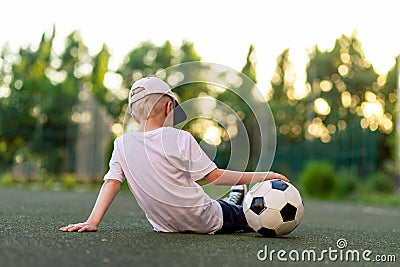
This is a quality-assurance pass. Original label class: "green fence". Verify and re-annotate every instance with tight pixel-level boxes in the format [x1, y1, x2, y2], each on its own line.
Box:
[272, 121, 379, 180]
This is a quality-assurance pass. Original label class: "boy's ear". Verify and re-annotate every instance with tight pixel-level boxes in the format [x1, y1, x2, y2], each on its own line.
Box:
[165, 100, 173, 115]
[131, 114, 140, 124]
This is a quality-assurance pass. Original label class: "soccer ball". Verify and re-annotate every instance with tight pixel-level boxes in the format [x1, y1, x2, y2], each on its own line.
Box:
[243, 179, 304, 237]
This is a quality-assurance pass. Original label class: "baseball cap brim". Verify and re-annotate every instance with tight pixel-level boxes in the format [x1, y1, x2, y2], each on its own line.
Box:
[173, 100, 187, 125]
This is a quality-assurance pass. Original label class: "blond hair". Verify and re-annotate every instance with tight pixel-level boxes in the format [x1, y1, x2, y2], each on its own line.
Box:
[131, 94, 172, 120]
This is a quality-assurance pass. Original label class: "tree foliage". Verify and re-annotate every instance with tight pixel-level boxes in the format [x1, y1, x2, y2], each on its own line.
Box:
[269, 48, 306, 141]
[269, 33, 396, 146]
[0, 28, 77, 172]
[0, 29, 398, 175]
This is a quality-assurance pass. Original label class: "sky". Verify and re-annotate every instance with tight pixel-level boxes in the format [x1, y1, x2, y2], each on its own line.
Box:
[1, 0, 399, 93]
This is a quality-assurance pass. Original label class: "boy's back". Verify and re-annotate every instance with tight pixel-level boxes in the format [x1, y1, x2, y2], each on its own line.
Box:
[105, 127, 223, 233]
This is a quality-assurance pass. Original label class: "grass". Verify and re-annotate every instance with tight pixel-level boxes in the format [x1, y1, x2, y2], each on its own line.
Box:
[3, 172, 399, 206]
[0, 186, 399, 267]
[354, 192, 400, 206]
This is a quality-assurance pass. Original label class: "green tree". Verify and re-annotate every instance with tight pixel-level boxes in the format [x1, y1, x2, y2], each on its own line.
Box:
[8, 29, 57, 169]
[306, 33, 379, 142]
[214, 45, 263, 170]
[118, 41, 175, 89]
[117, 40, 207, 103]
[0, 29, 97, 173]
[379, 56, 399, 162]
[179, 40, 201, 63]
[0, 44, 19, 166]
[91, 44, 110, 105]
[270, 33, 396, 178]
[217, 45, 257, 118]
[269, 48, 307, 141]
[241, 44, 257, 84]
[53, 30, 89, 172]
[89, 44, 124, 118]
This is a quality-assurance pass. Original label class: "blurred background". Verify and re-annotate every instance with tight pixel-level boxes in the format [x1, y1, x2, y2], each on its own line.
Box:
[0, 0, 399, 202]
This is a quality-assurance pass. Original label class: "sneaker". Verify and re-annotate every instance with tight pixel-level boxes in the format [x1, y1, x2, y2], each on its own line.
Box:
[227, 185, 247, 205]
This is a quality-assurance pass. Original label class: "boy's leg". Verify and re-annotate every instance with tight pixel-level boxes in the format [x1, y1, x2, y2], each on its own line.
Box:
[216, 185, 252, 234]
[215, 199, 251, 234]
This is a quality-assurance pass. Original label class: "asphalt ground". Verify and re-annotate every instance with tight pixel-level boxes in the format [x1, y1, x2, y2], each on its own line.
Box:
[0, 186, 399, 267]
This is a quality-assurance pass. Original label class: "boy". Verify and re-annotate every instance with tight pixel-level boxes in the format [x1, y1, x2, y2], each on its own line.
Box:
[60, 77, 288, 234]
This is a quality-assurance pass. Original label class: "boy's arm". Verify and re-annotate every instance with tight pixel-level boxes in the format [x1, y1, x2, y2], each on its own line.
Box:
[59, 179, 121, 232]
[205, 168, 289, 186]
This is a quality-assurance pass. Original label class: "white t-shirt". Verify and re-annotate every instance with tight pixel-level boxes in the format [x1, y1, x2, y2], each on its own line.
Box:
[104, 127, 223, 234]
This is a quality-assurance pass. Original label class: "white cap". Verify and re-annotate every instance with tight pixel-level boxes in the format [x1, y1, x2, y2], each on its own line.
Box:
[129, 77, 187, 125]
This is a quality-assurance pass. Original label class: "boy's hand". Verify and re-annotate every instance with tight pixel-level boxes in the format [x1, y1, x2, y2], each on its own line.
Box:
[265, 172, 290, 183]
[59, 222, 98, 232]
[59, 179, 121, 233]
